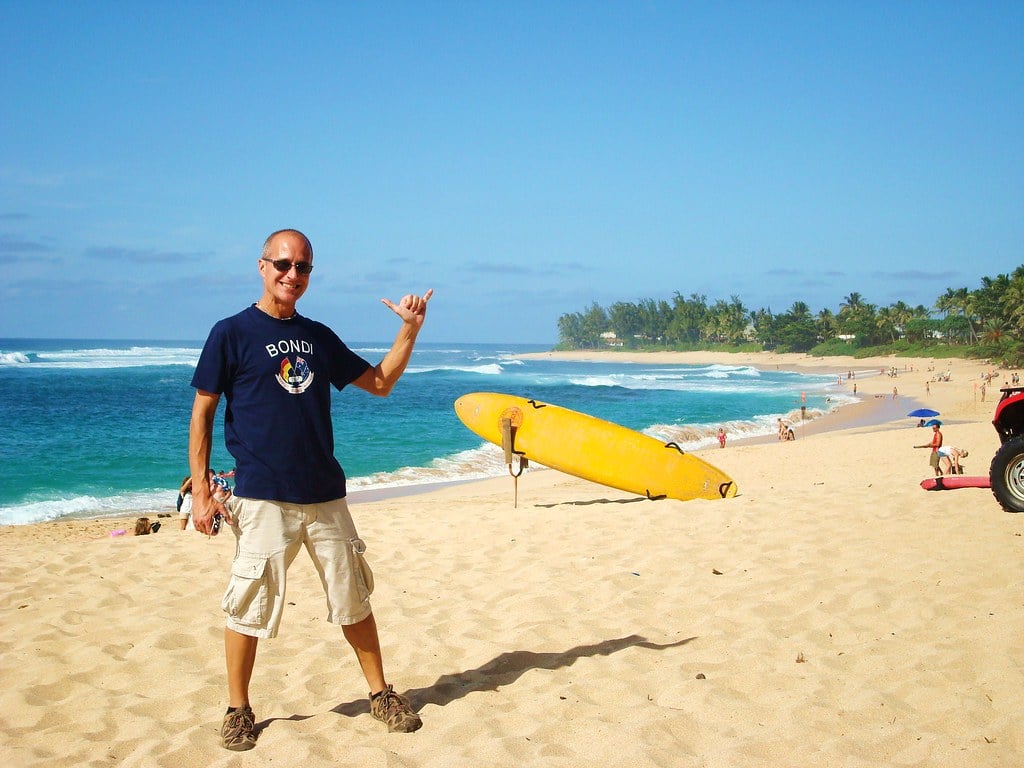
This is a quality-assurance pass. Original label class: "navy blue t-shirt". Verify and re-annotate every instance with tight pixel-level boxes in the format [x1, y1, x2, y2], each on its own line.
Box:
[191, 305, 370, 504]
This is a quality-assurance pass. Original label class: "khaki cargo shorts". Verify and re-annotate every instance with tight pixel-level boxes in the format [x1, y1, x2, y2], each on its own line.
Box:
[221, 496, 374, 639]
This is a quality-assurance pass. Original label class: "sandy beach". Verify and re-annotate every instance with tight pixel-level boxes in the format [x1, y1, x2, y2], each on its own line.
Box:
[2, 351, 1021, 767]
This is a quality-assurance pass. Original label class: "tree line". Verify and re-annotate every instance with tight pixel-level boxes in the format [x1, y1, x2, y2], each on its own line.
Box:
[557, 265, 1024, 365]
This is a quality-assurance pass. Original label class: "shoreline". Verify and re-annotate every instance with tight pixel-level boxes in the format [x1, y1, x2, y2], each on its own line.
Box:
[516, 347, 997, 427]
[8, 349, 998, 535]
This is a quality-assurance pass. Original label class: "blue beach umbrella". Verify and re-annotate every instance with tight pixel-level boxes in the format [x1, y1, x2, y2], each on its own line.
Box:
[924, 418, 942, 427]
[907, 408, 940, 418]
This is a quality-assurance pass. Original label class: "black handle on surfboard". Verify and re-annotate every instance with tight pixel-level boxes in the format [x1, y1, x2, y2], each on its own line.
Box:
[664, 442, 687, 455]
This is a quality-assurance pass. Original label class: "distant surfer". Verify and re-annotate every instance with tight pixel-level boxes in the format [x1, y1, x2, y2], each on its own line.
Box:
[189, 229, 432, 751]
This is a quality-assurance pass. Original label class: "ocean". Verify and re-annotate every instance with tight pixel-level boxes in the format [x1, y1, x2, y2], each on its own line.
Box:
[0, 338, 855, 526]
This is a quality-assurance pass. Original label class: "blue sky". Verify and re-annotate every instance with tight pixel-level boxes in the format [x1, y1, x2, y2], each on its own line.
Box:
[1, 2, 1021, 344]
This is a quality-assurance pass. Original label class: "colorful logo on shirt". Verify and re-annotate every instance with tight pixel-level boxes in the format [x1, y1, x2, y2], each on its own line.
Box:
[276, 355, 314, 394]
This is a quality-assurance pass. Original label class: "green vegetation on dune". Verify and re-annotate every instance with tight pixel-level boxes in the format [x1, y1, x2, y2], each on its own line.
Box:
[556, 266, 1024, 366]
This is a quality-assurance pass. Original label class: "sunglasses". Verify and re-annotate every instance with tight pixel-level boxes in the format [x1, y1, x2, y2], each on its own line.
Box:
[261, 257, 314, 275]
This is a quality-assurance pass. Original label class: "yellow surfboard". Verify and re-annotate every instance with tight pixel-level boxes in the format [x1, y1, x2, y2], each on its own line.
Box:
[454, 392, 737, 502]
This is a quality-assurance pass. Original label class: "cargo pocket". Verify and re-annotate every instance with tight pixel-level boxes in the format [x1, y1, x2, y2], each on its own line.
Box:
[350, 538, 374, 598]
[221, 553, 269, 627]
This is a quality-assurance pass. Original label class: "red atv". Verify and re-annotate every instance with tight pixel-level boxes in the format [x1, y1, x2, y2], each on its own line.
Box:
[991, 386, 1024, 513]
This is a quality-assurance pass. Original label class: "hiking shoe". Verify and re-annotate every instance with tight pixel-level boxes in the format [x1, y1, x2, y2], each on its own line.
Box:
[221, 705, 257, 751]
[370, 685, 423, 733]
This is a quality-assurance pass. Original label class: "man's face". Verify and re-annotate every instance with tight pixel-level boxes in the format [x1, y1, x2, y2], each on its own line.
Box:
[260, 231, 312, 304]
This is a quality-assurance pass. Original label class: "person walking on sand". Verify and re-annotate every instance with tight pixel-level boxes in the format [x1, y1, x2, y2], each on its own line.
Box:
[914, 423, 943, 476]
[717, 427, 726, 448]
[189, 229, 432, 751]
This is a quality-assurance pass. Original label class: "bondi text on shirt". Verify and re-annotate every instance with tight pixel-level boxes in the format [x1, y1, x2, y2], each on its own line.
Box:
[265, 339, 314, 358]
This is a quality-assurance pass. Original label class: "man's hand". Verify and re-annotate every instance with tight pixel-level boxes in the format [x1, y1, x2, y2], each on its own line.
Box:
[381, 289, 433, 328]
[192, 490, 230, 536]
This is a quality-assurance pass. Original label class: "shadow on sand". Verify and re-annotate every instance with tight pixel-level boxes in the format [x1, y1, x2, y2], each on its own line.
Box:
[534, 496, 653, 508]
[329, 633, 697, 718]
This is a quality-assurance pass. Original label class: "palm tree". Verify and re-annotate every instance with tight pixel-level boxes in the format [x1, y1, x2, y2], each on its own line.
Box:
[837, 292, 866, 338]
[876, 306, 898, 347]
[815, 308, 837, 341]
[999, 272, 1024, 329]
[840, 292, 864, 313]
[789, 300, 811, 319]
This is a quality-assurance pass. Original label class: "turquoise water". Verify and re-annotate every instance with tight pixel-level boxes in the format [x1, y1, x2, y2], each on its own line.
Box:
[0, 338, 855, 525]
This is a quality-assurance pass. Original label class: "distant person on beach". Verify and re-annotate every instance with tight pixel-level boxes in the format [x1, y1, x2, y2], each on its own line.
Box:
[189, 228, 432, 751]
[717, 427, 726, 448]
[914, 423, 943, 476]
[937, 446, 968, 475]
[176, 475, 193, 530]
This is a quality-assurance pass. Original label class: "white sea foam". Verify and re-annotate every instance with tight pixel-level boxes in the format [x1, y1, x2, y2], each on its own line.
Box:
[564, 371, 835, 395]
[406, 363, 504, 375]
[346, 443, 524, 491]
[0, 489, 177, 527]
[644, 405, 833, 450]
[6, 346, 201, 369]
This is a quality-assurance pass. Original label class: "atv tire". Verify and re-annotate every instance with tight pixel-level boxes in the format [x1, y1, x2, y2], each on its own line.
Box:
[990, 434, 1024, 513]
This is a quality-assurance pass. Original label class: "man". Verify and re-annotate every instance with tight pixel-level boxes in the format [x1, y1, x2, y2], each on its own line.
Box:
[914, 423, 943, 476]
[189, 229, 432, 751]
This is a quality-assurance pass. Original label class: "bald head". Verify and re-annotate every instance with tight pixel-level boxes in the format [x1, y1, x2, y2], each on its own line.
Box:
[262, 229, 313, 261]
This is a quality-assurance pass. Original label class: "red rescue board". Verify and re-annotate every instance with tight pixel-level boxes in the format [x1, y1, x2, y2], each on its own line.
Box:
[920, 476, 991, 491]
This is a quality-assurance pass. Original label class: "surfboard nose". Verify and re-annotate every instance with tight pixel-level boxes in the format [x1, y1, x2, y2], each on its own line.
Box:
[454, 394, 475, 419]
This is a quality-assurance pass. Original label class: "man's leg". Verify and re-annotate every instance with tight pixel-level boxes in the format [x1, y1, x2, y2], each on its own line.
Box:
[346, 612, 423, 733]
[225, 627, 259, 707]
[342, 612, 386, 694]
